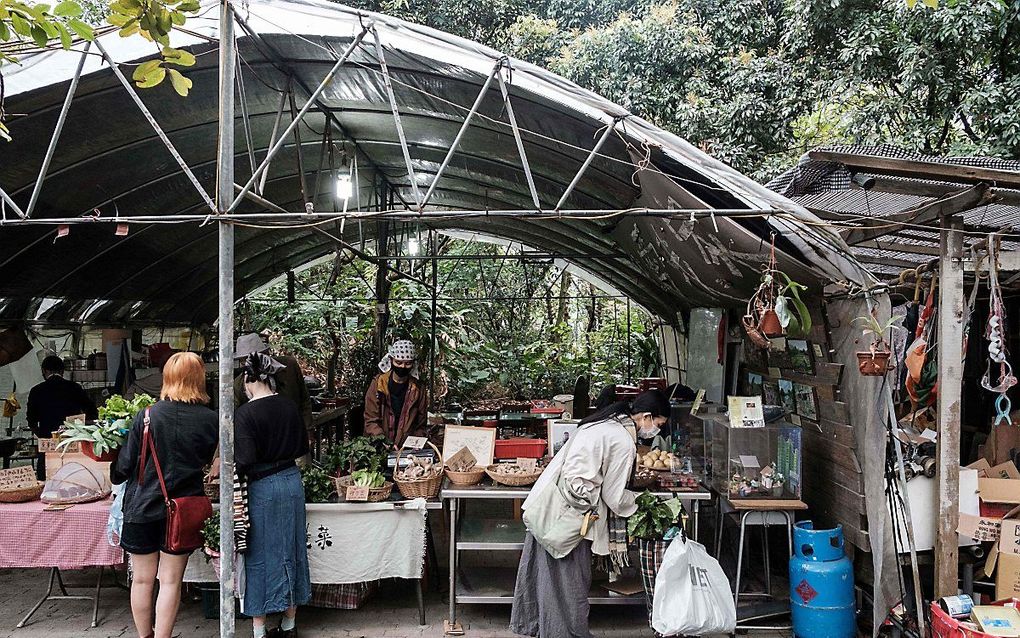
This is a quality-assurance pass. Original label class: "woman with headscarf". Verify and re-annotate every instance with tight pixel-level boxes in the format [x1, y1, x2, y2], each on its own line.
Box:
[363, 339, 428, 447]
[510, 389, 671, 638]
[235, 353, 311, 638]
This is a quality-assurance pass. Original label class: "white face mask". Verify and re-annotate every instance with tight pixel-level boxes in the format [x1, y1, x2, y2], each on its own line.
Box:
[635, 413, 661, 439]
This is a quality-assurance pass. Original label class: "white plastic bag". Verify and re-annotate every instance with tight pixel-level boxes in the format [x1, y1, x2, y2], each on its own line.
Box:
[107, 483, 125, 547]
[652, 538, 736, 636]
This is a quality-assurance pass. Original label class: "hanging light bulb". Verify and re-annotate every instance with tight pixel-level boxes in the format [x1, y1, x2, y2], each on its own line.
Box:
[336, 172, 353, 201]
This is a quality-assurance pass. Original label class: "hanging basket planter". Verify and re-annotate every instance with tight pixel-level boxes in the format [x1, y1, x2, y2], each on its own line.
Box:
[758, 309, 784, 337]
[741, 315, 770, 348]
[857, 345, 893, 376]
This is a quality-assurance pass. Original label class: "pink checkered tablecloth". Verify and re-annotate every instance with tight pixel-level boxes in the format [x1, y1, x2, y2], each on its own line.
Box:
[0, 498, 124, 570]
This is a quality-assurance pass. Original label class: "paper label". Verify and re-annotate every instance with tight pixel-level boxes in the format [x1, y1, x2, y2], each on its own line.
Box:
[38, 438, 74, 453]
[0, 466, 36, 489]
[517, 458, 537, 472]
[813, 343, 824, 358]
[345, 486, 370, 502]
[690, 389, 705, 414]
[446, 446, 477, 472]
[727, 396, 764, 428]
[403, 436, 428, 451]
[65, 414, 86, 425]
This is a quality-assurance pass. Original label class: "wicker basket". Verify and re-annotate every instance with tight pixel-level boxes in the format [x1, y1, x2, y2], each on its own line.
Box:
[334, 475, 394, 503]
[485, 464, 544, 487]
[445, 467, 486, 486]
[394, 441, 444, 499]
[0, 481, 44, 503]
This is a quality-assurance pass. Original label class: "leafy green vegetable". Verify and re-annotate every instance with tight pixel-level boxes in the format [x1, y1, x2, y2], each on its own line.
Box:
[627, 491, 685, 540]
[322, 435, 390, 476]
[351, 469, 386, 488]
[98, 393, 155, 421]
[302, 464, 335, 503]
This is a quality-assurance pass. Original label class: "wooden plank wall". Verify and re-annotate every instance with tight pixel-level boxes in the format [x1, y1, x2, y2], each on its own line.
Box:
[741, 303, 870, 553]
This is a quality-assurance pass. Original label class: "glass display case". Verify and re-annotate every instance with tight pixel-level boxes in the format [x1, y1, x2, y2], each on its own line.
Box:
[702, 412, 802, 499]
[665, 401, 707, 480]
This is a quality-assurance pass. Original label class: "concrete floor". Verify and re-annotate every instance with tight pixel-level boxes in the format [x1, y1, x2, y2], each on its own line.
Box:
[0, 567, 792, 638]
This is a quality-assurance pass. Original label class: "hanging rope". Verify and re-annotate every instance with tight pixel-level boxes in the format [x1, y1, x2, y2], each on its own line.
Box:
[982, 234, 1017, 426]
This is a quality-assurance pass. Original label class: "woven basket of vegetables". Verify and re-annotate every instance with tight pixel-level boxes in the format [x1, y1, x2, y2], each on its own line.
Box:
[393, 441, 444, 499]
[335, 472, 393, 502]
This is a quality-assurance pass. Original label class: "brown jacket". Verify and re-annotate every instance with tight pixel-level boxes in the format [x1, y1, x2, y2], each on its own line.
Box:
[363, 372, 427, 447]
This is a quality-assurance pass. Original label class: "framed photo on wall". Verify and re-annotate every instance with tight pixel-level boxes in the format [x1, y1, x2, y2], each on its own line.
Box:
[793, 383, 818, 422]
[547, 419, 580, 457]
[787, 339, 815, 374]
[778, 379, 796, 414]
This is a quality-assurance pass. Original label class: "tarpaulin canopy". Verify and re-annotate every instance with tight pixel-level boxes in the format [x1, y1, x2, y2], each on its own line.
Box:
[0, 0, 874, 325]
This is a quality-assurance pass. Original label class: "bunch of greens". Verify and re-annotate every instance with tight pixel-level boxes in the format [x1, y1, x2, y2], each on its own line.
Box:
[627, 491, 684, 541]
[302, 464, 335, 503]
[201, 515, 219, 554]
[98, 394, 156, 422]
[322, 435, 390, 476]
[351, 469, 387, 488]
[56, 419, 128, 455]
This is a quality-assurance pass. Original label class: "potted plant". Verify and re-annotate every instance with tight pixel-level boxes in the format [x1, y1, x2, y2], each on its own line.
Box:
[853, 313, 903, 376]
[321, 435, 393, 501]
[302, 464, 336, 503]
[58, 394, 156, 461]
[744, 267, 812, 344]
[201, 514, 221, 578]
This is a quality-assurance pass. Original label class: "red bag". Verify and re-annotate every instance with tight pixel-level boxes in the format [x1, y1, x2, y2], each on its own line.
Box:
[139, 408, 212, 553]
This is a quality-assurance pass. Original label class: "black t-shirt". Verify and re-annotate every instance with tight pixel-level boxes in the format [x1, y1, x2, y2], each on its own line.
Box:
[389, 377, 409, 432]
[26, 375, 98, 438]
[234, 394, 309, 475]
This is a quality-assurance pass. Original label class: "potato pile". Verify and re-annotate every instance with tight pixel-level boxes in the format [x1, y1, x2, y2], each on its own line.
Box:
[637, 449, 676, 471]
[395, 455, 440, 481]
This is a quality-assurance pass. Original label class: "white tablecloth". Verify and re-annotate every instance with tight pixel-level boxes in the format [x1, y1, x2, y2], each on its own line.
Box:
[185, 499, 429, 584]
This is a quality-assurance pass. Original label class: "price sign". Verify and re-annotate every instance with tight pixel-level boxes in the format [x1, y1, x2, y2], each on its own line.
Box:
[404, 436, 428, 451]
[517, 457, 537, 472]
[345, 486, 370, 502]
[0, 466, 36, 489]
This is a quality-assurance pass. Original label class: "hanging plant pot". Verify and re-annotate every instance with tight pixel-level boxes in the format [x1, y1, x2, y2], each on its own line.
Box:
[81, 441, 118, 463]
[742, 315, 769, 348]
[857, 345, 893, 376]
[758, 309, 784, 337]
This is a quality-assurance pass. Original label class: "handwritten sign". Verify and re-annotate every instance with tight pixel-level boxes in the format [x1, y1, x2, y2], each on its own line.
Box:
[345, 486, 370, 502]
[442, 425, 495, 468]
[446, 446, 477, 472]
[38, 438, 75, 453]
[403, 436, 428, 451]
[0, 466, 36, 489]
[517, 457, 537, 472]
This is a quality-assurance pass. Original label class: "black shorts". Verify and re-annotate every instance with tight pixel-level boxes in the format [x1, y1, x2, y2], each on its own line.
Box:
[120, 519, 193, 556]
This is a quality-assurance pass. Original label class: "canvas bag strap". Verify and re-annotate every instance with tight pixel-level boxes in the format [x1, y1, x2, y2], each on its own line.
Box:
[138, 407, 171, 505]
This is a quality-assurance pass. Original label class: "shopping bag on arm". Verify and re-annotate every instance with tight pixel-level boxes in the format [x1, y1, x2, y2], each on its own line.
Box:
[651, 537, 736, 636]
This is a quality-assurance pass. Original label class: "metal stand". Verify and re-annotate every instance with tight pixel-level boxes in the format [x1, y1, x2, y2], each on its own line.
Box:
[18, 566, 106, 628]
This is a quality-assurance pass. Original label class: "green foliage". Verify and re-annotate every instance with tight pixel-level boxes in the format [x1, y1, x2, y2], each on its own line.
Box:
[98, 393, 155, 421]
[108, 0, 199, 94]
[201, 514, 219, 553]
[321, 435, 390, 476]
[302, 464, 336, 503]
[351, 468, 387, 488]
[627, 491, 684, 540]
[56, 419, 129, 455]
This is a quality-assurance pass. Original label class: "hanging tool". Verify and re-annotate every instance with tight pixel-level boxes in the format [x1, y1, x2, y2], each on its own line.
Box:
[982, 235, 1017, 426]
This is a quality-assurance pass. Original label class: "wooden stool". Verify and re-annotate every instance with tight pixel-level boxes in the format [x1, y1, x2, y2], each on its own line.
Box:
[715, 498, 808, 610]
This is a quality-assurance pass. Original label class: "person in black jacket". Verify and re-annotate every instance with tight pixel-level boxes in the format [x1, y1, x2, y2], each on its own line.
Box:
[111, 352, 217, 638]
[26, 355, 97, 479]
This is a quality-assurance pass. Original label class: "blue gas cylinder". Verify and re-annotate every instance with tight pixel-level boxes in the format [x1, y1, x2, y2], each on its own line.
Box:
[789, 521, 856, 638]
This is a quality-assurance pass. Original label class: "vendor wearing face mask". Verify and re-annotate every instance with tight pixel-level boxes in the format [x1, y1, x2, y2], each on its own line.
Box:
[363, 340, 428, 448]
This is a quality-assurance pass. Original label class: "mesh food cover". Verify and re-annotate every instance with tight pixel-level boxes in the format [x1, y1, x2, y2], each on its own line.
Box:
[41, 462, 111, 504]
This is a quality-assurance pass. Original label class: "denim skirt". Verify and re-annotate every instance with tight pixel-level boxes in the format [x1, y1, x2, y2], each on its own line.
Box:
[242, 465, 312, 616]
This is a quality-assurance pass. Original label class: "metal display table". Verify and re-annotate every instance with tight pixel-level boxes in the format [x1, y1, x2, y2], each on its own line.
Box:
[441, 480, 712, 630]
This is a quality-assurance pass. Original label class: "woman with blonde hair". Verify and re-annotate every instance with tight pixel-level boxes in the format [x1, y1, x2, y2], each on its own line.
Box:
[111, 352, 218, 638]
